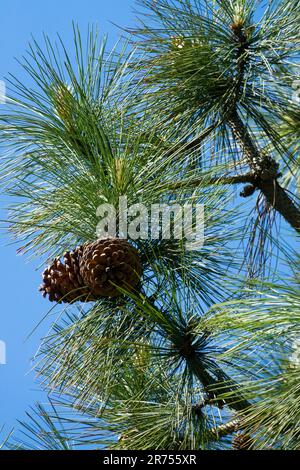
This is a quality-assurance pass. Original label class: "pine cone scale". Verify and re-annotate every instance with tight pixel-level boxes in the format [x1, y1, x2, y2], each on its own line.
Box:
[80, 238, 141, 298]
[40, 238, 142, 302]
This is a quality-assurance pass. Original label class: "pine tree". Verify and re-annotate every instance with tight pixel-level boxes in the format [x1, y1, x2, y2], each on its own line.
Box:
[0, 1, 300, 450]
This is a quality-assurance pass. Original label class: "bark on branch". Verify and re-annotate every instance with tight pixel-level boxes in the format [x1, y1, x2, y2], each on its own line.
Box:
[228, 110, 300, 233]
[227, 24, 300, 233]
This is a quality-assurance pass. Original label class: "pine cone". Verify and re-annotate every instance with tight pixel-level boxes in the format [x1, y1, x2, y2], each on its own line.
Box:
[79, 238, 142, 298]
[39, 245, 88, 303]
[232, 432, 252, 450]
[240, 184, 256, 198]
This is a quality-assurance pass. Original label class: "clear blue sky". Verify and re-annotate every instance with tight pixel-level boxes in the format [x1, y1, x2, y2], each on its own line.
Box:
[0, 0, 135, 434]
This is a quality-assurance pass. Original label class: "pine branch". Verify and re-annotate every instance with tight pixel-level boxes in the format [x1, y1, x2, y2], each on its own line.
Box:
[189, 357, 250, 412]
[136, 296, 251, 413]
[226, 21, 300, 233]
[228, 110, 300, 233]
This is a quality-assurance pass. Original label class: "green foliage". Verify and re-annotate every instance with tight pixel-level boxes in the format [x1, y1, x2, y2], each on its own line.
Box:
[201, 272, 300, 449]
[1, 0, 300, 451]
[276, 109, 300, 195]
[5, 402, 74, 450]
[132, 0, 300, 163]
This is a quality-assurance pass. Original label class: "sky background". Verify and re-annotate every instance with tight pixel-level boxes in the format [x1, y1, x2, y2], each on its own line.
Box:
[0, 0, 136, 437]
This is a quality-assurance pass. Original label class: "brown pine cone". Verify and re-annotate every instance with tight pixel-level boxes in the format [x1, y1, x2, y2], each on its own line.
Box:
[79, 238, 142, 298]
[39, 245, 89, 302]
[240, 184, 256, 198]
